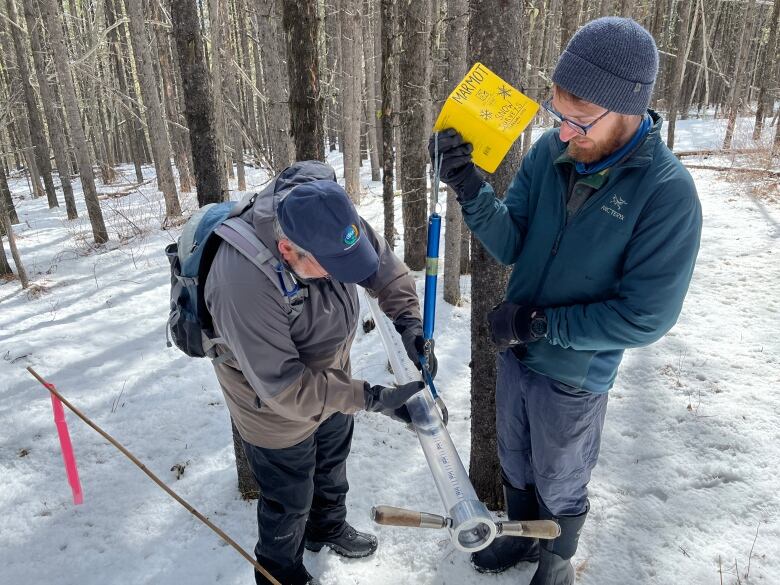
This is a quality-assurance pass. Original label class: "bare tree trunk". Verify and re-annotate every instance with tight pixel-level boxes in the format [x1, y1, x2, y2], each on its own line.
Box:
[21, 0, 76, 218]
[467, 0, 521, 511]
[0, 16, 45, 201]
[124, 0, 181, 217]
[341, 0, 362, 200]
[83, 0, 117, 186]
[399, 0, 429, 271]
[254, 3, 295, 170]
[5, 0, 58, 208]
[560, 0, 582, 51]
[218, 0, 245, 191]
[443, 0, 467, 306]
[0, 166, 28, 287]
[362, 0, 381, 181]
[236, 0, 258, 155]
[380, 0, 395, 247]
[753, 0, 780, 141]
[105, 0, 145, 183]
[666, 0, 696, 150]
[723, 0, 757, 149]
[170, 0, 228, 206]
[1, 172, 19, 225]
[38, 0, 108, 243]
[154, 1, 194, 193]
[282, 0, 324, 161]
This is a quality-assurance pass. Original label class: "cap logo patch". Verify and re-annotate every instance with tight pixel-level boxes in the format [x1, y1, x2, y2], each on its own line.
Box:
[343, 224, 360, 249]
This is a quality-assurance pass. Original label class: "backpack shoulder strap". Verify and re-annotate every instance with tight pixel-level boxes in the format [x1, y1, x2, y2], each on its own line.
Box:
[215, 218, 306, 316]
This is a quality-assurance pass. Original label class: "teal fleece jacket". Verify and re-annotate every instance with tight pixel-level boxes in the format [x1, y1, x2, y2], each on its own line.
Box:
[462, 112, 702, 392]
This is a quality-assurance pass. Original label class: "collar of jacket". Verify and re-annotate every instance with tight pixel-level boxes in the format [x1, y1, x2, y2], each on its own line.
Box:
[549, 109, 663, 171]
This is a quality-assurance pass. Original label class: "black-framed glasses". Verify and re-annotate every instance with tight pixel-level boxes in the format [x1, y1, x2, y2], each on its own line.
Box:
[541, 98, 610, 136]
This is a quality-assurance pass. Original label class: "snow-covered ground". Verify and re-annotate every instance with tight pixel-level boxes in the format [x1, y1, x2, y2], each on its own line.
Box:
[1, 116, 778, 585]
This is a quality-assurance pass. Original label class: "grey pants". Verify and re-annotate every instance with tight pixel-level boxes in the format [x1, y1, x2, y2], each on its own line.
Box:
[496, 350, 608, 516]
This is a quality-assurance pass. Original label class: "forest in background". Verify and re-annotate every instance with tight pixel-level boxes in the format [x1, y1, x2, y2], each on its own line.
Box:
[1, 0, 779, 506]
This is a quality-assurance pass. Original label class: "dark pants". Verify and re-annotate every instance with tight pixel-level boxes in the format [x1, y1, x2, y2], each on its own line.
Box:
[496, 350, 608, 516]
[242, 412, 354, 583]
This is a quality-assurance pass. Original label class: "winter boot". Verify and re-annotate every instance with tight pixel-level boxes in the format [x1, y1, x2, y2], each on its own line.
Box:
[529, 501, 588, 585]
[255, 563, 319, 585]
[305, 523, 378, 558]
[471, 483, 540, 573]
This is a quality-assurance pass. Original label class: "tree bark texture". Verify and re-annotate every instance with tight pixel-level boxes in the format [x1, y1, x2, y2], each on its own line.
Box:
[442, 0, 468, 306]
[380, 0, 395, 247]
[665, 0, 696, 150]
[723, 0, 757, 149]
[0, 166, 28, 287]
[170, 0, 228, 206]
[21, 0, 77, 218]
[341, 0, 362, 201]
[282, 0, 324, 161]
[467, 0, 522, 510]
[398, 0, 430, 271]
[5, 0, 58, 208]
[125, 0, 181, 217]
[753, 0, 780, 141]
[37, 0, 108, 244]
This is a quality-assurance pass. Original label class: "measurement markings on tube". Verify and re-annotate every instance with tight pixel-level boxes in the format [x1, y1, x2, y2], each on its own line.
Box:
[432, 432, 466, 501]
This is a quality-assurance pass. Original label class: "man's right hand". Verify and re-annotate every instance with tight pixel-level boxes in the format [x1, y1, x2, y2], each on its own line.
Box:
[364, 380, 424, 424]
[428, 128, 484, 202]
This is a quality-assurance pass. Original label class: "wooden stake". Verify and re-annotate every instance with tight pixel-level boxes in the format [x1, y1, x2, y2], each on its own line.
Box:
[27, 367, 280, 585]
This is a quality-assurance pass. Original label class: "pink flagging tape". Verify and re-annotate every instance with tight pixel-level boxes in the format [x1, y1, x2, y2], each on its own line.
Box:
[47, 383, 83, 505]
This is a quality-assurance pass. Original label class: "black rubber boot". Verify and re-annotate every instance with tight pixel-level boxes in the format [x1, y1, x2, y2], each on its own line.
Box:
[305, 523, 378, 558]
[529, 500, 588, 585]
[470, 482, 540, 573]
[255, 563, 319, 585]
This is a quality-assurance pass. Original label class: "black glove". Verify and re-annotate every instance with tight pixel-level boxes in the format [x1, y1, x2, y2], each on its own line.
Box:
[428, 128, 484, 202]
[394, 318, 438, 380]
[364, 380, 425, 424]
[487, 302, 548, 351]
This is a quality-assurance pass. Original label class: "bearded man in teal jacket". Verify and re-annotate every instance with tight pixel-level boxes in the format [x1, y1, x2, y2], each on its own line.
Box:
[430, 17, 702, 585]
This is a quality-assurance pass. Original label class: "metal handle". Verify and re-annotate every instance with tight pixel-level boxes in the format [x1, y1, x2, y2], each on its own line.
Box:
[497, 520, 561, 540]
[371, 505, 448, 529]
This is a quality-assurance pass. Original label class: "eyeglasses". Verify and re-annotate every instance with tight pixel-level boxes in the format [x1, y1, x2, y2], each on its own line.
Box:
[541, 98, 610, 136]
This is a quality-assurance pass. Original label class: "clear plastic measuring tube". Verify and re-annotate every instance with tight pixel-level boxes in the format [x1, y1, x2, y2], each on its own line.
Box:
[365, 294, 496, 553]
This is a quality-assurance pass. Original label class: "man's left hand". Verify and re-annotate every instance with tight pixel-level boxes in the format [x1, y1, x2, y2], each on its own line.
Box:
[394, 318, 438, 379]
[487, 303, 548, 350]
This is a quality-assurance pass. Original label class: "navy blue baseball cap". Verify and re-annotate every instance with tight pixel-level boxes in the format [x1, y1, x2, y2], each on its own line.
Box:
[276, 180, 379, 283]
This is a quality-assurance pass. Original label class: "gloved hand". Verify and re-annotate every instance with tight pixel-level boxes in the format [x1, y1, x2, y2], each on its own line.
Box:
[364, 380, 425, 424]
[394, 318, 438, 379]
[487, 302, 548, 351]
[428, 128, 484, 202]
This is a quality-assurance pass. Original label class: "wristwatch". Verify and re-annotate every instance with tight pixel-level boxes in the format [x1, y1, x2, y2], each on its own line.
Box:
[529, 310, 548, 339]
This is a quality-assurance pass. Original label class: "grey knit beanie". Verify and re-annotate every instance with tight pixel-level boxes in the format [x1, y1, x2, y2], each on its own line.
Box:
[552, 17, 659, 115]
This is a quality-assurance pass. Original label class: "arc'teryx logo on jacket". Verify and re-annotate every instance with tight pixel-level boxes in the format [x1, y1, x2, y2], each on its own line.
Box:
[461, 111, 702, 392]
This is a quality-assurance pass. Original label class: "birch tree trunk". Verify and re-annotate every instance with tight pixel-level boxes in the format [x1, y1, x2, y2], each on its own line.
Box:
[282, 0, 325, 161]
[124, 0, 181, 218]
[341, 0, 362, 201]
[399, 0, 429, 271]
[37, 0, 108, 243]
[170, 0, 228, 206]
[467, 0, 521, 510]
